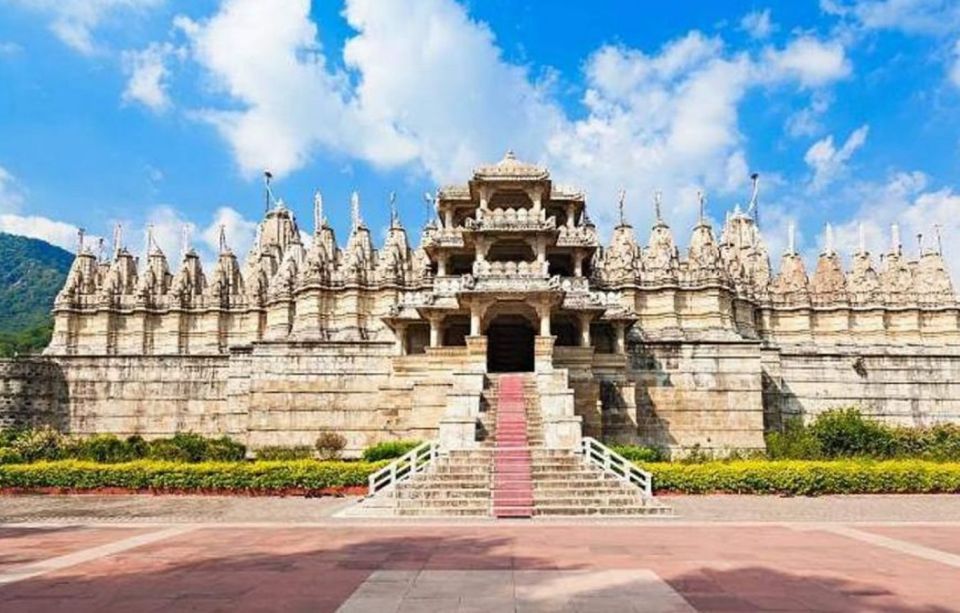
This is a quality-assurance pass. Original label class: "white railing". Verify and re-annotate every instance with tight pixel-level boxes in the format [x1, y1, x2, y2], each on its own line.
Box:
[580, 437, 653, 498]
[367, 440, 440, 496]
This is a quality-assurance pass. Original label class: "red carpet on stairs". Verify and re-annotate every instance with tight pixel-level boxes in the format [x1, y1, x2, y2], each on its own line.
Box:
[492, 374, 534, 518]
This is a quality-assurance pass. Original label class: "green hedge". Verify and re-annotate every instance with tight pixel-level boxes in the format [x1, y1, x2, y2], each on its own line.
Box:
[0, 460, 386, 493]
[643, 459, 960, 495]
[362, 440, 422, 462]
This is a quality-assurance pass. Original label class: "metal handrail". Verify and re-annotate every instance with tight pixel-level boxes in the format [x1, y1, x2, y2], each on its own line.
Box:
[367, 440, 440, 496]
[580, 436, 653, 498]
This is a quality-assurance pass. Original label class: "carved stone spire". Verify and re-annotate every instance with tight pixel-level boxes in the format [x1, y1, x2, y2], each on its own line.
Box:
[617, 189, 626, 227]
[313, 190, 325, 232]
[351, 191, 362, 231]
[653, 190, 664, 227]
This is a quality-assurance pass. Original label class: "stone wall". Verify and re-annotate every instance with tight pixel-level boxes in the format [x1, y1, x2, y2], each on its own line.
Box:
[0, 359, 67, 430]
[763, 345, 960, 428]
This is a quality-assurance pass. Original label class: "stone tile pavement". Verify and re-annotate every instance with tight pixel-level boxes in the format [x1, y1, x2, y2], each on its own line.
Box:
[1, 495, 960, 611]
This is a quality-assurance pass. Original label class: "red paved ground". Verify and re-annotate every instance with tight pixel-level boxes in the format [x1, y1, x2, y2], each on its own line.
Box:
[0, 527, 147, 571]
[1, 523, 958, 611]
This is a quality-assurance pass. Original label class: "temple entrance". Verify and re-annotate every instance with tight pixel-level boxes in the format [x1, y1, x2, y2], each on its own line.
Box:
[486, 315, 535, 372]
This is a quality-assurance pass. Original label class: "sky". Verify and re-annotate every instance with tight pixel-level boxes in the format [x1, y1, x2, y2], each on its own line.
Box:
[0, 0, 959, 276]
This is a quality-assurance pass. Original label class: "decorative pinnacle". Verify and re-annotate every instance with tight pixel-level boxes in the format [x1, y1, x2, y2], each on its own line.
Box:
[617, 188, 626, 226]
[917, 232, 924, 257]
[96, 237, 104, 262]
[77, 227, 86, 255]
[787, 221, 796, 255]
[145, 224, 155, 257]
[858, 222, 866, 255]
[653, 189, 663, 223]
[263, 170, 274, 212]
[180, 224, 191, 261]
[218, 224, 228, 255]
[824, 223, 834, 255]
[697, 190, 706, 225]
[891, 223, 901, 255]
[935, 224, 943, 256]
[389, 191, 398, 228]
[113, 223, 123, 257]
[748, 172, 760, 222]
[313, 190, 324, 231]
[351, 191, 361, 231]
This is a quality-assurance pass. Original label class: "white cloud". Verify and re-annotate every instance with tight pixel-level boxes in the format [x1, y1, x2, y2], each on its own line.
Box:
[828, 171, 960, 281]
[822, 0, 960, 36]
[0, 214, 85, 251]
[740, 9, 777, 39]
[6, 0, 163, 55]
[785, 92, 832, 137]
[166, 0, 851, 241]
[0, 166, 25, 212]
[804, 124, 870, 190]
[177, 0, 412, 179]
[200, 206, 257, 258]
[122, 42, 181, 112]
[950, 40, 960, 87]
[0, 41, 22, 56]
[762, 36, 851, 87]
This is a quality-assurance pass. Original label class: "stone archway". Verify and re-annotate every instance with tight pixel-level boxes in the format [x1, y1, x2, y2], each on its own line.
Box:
[482, 302, 538, 373]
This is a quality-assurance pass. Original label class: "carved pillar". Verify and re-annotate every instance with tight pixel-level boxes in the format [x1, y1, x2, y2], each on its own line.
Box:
[573, 250, 584, 277]
[614, 322, 626, 354]
[566, 203, 575, 228]
[537, 302, 551, 337]
[444, 207, 453, 229]
[437, 255, 447, 276]
[578, 313, 592, 347]
[429, 316, 441, 348]
[470, 305, 481, 336]
[395, 323, 407, 356]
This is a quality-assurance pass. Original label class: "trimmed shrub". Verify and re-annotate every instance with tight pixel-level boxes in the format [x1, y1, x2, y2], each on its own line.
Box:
[0, 448, 23, 464]
[146, 439, 191, 463]
[766, 417, 823, 460]
[0, 426, 27, 448]
[0, 459, 386, 493]
[10, 426, 65, 462]
[316, 431, 347, 460]
[205, 437, 247, 462]
[72, 434, 137, 463]
[362, 440, 421, 462]
[642, 459, 960, 496]
[256, 446, 314, 461]
[125, 435, 149, 460]
[809, 408, 895, 458]
[610, 444, 665, 463]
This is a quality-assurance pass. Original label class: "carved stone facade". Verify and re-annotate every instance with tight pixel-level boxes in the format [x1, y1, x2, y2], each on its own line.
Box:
[3, 153, 960, 455]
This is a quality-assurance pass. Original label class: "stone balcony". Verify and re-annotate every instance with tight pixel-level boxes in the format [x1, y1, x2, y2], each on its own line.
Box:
[555, 225, 599, 248]
[421, 227, 465, 249]
[465, 207, 557, 232]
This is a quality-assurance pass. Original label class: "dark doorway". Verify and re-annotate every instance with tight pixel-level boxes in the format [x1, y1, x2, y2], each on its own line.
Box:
[487, 319, 535, 372]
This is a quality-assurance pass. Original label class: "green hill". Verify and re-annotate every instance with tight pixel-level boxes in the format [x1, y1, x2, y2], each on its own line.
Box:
[0, 233, 74, 356]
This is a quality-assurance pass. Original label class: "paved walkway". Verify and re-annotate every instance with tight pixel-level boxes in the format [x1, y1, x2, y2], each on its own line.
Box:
[1, 494, 959, 611]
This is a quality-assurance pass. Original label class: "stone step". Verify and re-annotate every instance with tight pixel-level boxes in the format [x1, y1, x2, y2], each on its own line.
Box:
[398, 508, 490, 517]
[534, 505, 672, 516]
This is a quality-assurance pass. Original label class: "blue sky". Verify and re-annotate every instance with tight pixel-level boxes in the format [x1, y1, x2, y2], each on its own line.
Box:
[0, 0, 959, 274]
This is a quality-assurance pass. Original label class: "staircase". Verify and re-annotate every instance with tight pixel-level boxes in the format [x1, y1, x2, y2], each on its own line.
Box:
[491, 374, 534, 518]
[348, 372, 671, 518]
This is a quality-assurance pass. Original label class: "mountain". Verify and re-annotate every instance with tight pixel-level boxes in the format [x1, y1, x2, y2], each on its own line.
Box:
[0, 233, 73, 356]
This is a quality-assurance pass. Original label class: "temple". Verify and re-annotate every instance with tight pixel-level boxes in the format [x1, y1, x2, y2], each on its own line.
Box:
[2, 152, 959, 457]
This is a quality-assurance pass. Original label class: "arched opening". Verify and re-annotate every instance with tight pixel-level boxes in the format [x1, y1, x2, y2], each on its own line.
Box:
[591, 323, 615, 353]
[405, 324, 429, 355]
[443, 315, 469, 347]
[487, 239, 535, 263]
[547, 253, 573, 277]
[550, 315, 578, 347]
[488, 189, 532, 210]
[486, 314, 535, 372]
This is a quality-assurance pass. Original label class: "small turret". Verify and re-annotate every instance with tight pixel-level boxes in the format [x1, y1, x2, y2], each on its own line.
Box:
[810, 224, 847, 303]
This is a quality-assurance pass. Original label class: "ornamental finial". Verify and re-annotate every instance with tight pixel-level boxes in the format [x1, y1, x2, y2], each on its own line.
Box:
[263, 170, 274, 212]
[748, 172, 760, 226]
[389, 191, 398, 228]
[218, 224, 228, 255]
[697, 190, 706, 224]
[858, 222, 866, 255]
[653, 189, 663, 223]
[824, 223, 834, 255]
[113, 223, 123, 258]
[787, 221, 796, 255]
[77, 227, 85, 255]
[935, 224, 943, 256]
[617, 189, 626, 226]
[891, 223, 901, 255]
[351, 191, 361, 231]
[313, 190, 324, 231]
[180, 224, 191, 261]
